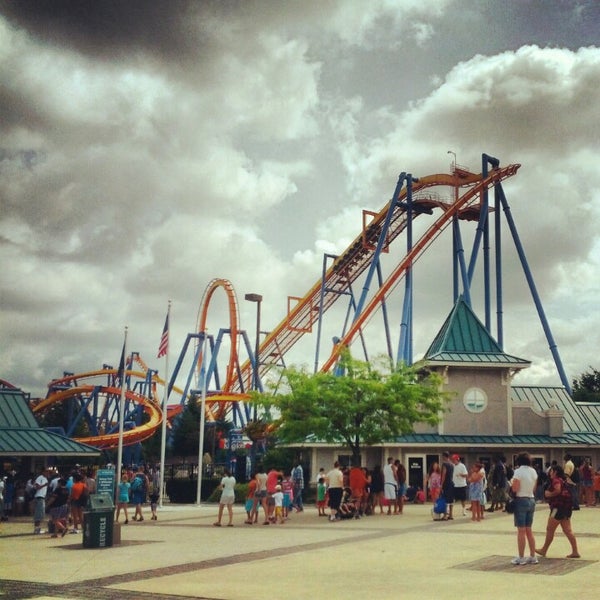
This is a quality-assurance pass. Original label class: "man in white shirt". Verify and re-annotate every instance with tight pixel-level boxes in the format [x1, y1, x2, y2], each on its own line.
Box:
[326, 462, 344, 521]
[383, 457, 398, 515]
[33, 467, 50, 534]
[452, 454, 468, 516]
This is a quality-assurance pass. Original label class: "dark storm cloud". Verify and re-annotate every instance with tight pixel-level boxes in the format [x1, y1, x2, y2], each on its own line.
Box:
[0, 86, 51, 133]
[0, 0, 211, 61]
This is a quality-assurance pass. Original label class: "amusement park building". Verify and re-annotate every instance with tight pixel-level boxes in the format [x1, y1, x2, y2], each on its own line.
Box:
[305, 298, 600, 490]
[0, 386, 99, 471]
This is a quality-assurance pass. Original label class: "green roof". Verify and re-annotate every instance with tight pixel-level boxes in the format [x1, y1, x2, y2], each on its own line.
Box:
[391, 432, 600, 446]
[0, 388, 99, 457]
[423, 297, 530, 367]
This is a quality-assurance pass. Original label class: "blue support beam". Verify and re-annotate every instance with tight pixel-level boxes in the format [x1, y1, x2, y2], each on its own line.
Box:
[497, 182, 572, 394]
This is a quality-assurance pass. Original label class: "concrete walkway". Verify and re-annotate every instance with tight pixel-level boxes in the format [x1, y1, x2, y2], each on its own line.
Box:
[1, 502, 599, 600]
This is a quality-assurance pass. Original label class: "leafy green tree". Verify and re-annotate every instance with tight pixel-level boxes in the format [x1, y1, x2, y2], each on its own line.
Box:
[572, 367, 600, 402]
[171, 397, 201, 458]
[254, 351, 450, 466]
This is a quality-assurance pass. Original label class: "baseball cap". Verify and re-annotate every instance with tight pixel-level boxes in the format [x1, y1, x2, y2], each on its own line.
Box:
[451, 454, 460, 461]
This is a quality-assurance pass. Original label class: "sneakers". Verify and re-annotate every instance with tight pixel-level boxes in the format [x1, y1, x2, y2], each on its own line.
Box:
[511, 556, 538, 565]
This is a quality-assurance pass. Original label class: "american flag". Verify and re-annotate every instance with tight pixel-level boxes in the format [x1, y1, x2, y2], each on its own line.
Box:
[117, 341, 126, 381]
[157, 313, 169, 358]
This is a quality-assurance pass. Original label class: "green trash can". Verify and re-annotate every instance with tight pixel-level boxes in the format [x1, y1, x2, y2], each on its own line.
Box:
[83, 493, 114, 548]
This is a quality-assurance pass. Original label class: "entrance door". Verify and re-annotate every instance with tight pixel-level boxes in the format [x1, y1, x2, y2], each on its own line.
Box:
[407, 455, 425, 492]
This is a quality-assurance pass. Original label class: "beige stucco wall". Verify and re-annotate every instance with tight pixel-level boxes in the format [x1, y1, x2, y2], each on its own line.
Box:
[432, 366, 511, 435]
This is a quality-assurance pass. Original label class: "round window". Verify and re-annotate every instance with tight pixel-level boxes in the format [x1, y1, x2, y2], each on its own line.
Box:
[463, 387, 487, 413]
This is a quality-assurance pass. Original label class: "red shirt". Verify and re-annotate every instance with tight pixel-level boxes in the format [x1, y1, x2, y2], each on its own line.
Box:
[266, 470, 281, 494]
[349, 467, 367, 496]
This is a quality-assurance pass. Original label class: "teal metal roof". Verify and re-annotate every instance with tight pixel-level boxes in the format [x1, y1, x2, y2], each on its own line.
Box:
[511, 385, 597, 434]
[423, 297, 530, 367]
[0, 427, 100, 456]
[0, 389, 99, 457]
[0, 389, 39, 428]
[391, 433, 600, 446]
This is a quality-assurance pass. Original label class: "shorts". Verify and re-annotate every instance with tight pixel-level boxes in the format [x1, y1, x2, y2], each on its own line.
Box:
[442, 488, 455, 504]
[245, 499, 254, 512]
[255, 490, 267, 499]
[328, 487, 343, 510]
[384, 483, 397, 501]
[453, 486, 467, 502]
[513, 497, 536, 528]
[397, 483, 407, 498]
[550, 506, 572, 520]
[50, 504, 68, 521]
[219, 493, 235, 506]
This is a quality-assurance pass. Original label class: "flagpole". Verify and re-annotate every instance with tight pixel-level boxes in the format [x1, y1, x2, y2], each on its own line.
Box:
[158, 301, 171, 509]
[196, 331, 208, 506]
[116, 326, 128, 503]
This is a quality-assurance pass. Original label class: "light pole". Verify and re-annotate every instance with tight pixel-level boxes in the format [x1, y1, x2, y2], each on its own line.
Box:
[244, 293, 262, 416]
[447, 150, 456, 170]
[196, 331, 208, 506]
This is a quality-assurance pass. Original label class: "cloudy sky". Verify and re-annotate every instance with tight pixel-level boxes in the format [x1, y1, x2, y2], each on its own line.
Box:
[1, 0, 599, 400]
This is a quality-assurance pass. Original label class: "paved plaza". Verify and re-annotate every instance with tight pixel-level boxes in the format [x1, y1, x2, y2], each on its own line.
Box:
[1, 502, 599, 600]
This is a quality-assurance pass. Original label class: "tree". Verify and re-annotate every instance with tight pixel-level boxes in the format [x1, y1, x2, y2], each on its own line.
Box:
[171, 397, 201, 459]
[254, 351, 450, 466]
[572, 367, 600, 403]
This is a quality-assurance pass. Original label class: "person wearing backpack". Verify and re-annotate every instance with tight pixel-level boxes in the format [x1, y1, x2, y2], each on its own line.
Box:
[131, 467, 149, 522]
[535, 464, 580, 559]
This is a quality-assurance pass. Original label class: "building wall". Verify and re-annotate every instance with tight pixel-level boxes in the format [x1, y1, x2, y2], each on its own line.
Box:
[434, 366, 511, 435]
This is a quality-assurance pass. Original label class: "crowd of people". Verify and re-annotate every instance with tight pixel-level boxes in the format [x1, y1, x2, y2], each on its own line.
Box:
[0, 463, 162, 536]
[22, 465, 97, 536]
[428, 451, 586, 564]
[2, 450, 596, 565]
[210, 451, 589, 567]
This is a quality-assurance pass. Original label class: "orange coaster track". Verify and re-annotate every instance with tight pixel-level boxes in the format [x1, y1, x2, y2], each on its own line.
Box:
[36, 161, 521, 446]
[231, 163, 520, 389]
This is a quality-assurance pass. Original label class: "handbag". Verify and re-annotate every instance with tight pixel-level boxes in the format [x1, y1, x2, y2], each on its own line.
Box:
[505, 490, 516, 514]
[505, 497, 516, 514]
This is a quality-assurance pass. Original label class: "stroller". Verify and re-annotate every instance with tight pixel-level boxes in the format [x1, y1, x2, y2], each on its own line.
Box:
[338, 488, 359, 519]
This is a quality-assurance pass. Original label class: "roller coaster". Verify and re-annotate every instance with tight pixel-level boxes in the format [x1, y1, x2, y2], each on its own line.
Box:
[32, 153, 571, 450]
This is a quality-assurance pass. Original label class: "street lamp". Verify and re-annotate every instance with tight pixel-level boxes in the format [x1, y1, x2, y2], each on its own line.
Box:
[244, 293, 263, 397]
[447, 150, 456, 170]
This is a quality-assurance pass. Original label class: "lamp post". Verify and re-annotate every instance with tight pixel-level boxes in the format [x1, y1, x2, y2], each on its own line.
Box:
[196, 331, 208, 506]
[244, 293, 262, 414]
[447, 150, 456, 170]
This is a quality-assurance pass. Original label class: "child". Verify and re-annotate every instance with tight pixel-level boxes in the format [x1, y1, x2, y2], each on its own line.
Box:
[149, 488, 159, 521]
[316, 477, 327, 516]
[281, 472, 294, 519]
[468, 462, 484, 522]
[272, 484, 285, 524]
[244, 472, 257, 524]
[115, 475, 130, 525]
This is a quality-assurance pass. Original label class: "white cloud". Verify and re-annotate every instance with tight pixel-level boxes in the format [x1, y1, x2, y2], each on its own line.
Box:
[1, 5, 598, 398]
